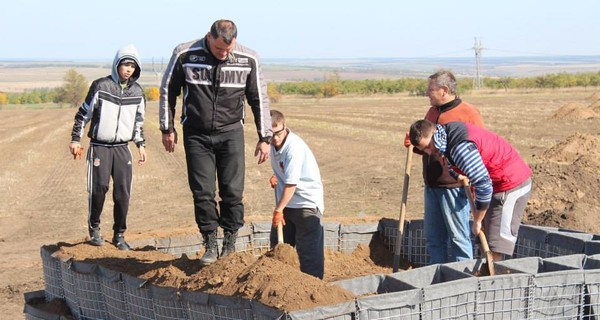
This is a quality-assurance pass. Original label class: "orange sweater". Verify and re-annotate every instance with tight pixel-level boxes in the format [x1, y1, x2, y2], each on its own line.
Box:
[421, 99, 484, 188]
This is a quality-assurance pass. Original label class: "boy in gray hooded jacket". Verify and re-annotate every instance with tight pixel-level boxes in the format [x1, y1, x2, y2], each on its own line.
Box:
[69, 44, 147, 250]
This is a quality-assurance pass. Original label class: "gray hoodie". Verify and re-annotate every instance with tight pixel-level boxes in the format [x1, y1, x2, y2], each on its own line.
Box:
[71, 44, 146, 147]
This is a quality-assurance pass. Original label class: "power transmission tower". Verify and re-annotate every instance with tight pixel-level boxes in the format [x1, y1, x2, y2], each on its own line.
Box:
[472, 37, 484, 90]
[152, 57, 164, 86]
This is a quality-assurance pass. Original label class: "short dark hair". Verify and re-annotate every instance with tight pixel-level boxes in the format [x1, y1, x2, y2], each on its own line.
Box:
[409, 119, 436, 146]
[210, 19, 237, 45]
[429, 70, 457, 95]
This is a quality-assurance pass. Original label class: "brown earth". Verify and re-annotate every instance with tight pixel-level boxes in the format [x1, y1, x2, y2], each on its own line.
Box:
[48, 240, 397, 313]
[3, 90, 600, 318]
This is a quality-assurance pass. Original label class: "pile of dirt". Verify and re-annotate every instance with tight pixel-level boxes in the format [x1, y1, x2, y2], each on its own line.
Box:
[50, 235, 402, 312]
[588, 91, 600, 101]
[525, 133, 600, 232]
[550, 102, 599, 120]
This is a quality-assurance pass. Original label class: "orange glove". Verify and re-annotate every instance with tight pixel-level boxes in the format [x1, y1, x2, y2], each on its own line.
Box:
[74, 145, 84, 160]
[272, 210, 285, 228]
[269, 174, 278, 188]
[403, 132, 411, 148]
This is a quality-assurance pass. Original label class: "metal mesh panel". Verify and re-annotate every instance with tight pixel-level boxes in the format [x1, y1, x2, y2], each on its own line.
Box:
[324, 222, 341, 251]
[251, 221, 272, 256]
[513, 224, 552, 258]
[210, 294, 254, 320]
[40, 246, 64, 301]
[476, 274, 532, 320]
[151, 285, 188, 320]
[339, 223, 378, 254]
[181, 289, 211, 320]
[99, 277, 128, 320]
[60, 260, 81, 320]
[583, 257, 600, 319]
[71, 261, 108, 320]
[529, 276, 584, 319]
[407, 220, 429, 266]
[122, 273, 155, 319]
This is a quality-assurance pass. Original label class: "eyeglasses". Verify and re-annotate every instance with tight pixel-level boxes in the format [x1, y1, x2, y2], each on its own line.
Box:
[273, 127, 286, 137]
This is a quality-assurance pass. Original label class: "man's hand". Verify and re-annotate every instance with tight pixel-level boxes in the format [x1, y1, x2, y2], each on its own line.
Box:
[272, 209, 285, 228]
[69, 143, 84, 160]
[138, 146, 147, 165]
[162, 131, 177, 153]
[269, 174, 277, 188]
[458, 174, 469, 186]
[255, 141, 270, 164]
[403, 132, 411, 148]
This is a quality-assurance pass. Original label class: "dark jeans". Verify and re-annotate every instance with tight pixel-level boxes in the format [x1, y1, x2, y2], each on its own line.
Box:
[183, 126, 245, 233]
[87, 144, 132, 234]
[270, 207, 324, 279]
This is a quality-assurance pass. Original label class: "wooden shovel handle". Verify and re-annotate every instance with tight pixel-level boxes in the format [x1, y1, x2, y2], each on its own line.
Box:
[393, 145, 413, 272]
[277, 221, 284, 244]
[462, 178, 495, 276]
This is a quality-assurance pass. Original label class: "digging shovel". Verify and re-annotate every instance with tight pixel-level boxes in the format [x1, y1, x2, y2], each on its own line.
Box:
[393, 145, 413, 272]
[272, 175, 284, 244]
[462, 179, 495, 276]
[277, 221, 284, 244]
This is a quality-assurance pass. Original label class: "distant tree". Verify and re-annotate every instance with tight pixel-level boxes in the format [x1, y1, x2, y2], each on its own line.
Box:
[499, 77, 513, 92]
[56, 69, 88, 107]
[145, 87, 160, 101]
[321, 72, 341, 97]
[0, 92, 7, 105]
[267, 82, 282, 103]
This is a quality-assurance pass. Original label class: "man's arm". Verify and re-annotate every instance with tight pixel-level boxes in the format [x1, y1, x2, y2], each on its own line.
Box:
[450, 141, 493, 209]
[159, 47, 183, 152]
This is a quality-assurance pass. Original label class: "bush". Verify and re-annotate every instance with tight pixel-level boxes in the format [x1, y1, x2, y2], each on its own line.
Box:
[145, 87, 160, 101]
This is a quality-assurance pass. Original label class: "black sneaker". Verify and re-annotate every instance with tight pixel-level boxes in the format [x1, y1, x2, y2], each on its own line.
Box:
[112, 233, 132, 251]
[89, 227, 104, 246]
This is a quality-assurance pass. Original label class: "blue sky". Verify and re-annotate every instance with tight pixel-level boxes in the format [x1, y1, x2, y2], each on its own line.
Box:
[2, 0, 599, 61]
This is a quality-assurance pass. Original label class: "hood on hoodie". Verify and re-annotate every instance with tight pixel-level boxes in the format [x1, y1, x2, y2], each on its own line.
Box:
[112, 44, 142, 83]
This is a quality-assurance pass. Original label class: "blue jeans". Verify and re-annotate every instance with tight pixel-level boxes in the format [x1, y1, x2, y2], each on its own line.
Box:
[424, 185, 473, 264]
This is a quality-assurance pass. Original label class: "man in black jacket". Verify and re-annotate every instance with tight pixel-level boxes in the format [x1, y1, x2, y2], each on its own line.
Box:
[159, 19, 272, 265]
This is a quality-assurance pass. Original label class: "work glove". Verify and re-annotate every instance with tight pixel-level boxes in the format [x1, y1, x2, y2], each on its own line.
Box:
[272, 210, 285, 228]
[269, 174, 278, 188]
[74, 145, 84, 160]
[403, 132, 411, 148]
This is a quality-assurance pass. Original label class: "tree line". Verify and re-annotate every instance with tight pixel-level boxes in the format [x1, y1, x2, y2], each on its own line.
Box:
[3, 69, 600, 106]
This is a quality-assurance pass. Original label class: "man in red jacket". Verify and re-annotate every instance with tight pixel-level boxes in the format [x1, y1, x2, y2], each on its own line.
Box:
[409, 119, 532, 261]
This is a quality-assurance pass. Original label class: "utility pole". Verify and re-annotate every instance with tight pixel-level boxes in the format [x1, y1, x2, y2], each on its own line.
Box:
[472, 37, 484, 90]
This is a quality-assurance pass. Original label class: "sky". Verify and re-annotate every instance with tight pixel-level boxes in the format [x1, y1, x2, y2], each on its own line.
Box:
[2, 0, 600, 61]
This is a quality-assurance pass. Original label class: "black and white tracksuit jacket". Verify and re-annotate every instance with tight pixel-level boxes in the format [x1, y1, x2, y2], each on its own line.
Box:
[158, 36, 272, 141]
[71, 48, 145, 147]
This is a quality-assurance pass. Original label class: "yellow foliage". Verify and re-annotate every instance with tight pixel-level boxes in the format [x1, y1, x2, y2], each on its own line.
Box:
[267, 83, 282, 103]
[146, 87, 160, 101]
[0, 92, 7, 105]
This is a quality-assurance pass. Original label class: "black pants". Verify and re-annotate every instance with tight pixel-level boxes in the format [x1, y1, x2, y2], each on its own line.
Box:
[87, 144, 132, 234]
[270, 207, 325, 279]
[183, 126, 245, 233]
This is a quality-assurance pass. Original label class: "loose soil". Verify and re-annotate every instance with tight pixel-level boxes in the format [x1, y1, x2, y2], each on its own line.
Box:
[3, 90, 600, 318]
[47, 236, 398, 312]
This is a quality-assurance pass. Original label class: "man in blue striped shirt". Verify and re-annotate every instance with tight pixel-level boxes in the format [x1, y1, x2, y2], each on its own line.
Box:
[410, 120, 532, 260]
